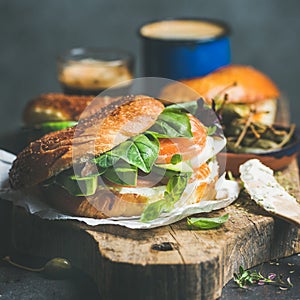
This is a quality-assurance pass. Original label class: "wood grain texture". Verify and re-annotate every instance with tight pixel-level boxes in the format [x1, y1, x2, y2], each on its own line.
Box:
[11, 159, 300, 300]
[7, 102, 300, 300]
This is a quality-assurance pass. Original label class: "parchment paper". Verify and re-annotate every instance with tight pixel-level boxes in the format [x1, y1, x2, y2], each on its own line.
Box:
[0, 149, 240, 229]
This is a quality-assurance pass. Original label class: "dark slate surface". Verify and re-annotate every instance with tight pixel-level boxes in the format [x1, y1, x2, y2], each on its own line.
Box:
[1, 0, 300, 137]
[0, 255, 99, 300]
[221, 254, 300, 300]
[0, 252, 299, 300]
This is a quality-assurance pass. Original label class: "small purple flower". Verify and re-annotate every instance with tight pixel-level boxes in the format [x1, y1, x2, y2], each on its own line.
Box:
[268, 273, 276, 280]
[258, 280, 265, 285]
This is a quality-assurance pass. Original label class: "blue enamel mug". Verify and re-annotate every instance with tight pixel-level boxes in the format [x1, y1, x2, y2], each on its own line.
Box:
[139, 18, 231, 80]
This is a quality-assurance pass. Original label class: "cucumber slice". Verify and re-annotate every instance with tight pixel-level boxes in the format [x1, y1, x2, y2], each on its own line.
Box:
[55, 173, 99, 196]
[155, 161, 193, 173]
[38, 121, 78, 131]
[103, 164, 137, 186]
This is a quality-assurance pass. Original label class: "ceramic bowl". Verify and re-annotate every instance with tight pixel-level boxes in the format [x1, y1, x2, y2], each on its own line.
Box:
[217, 125, 300, 176]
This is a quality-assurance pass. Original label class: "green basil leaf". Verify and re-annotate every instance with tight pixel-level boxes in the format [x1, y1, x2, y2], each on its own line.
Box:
[139, 199, 167, 222]
[108, 133, 159, 173]
[163, 101, 198, 114]
[140, 174, 189, 222]
[187, 213, 229, 230]
[165, 173, 189, 203]
[148, 111, 192, 138]
[103, 161, 137, 186]
[93, 153, 120, 168]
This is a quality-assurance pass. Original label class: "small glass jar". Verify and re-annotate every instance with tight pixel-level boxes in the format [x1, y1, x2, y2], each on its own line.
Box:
[57, 47, 134, 96]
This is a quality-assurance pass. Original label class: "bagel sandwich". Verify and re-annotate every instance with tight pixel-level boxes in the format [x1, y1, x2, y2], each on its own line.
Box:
[10, 95, 225, 222]
[23, 93, 119, 133]
[160, 64, 280, 126]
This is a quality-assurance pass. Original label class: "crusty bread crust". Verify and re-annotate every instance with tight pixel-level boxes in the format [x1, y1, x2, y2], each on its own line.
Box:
[23, 93, 120, 125]
[160, 65, 280, 104]
[10, 95, 164, 189]
[41, 171, 217, 219]
[43, 184, 148, 218]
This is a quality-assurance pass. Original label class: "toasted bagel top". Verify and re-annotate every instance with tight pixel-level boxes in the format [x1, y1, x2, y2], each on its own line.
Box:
[10, 95, 164, 189]
[160, 65, 280, 104]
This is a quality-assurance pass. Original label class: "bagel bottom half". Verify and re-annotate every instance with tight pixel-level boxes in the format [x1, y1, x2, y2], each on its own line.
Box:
[41, 184, 146, 218]
[40, 172, 218, 219]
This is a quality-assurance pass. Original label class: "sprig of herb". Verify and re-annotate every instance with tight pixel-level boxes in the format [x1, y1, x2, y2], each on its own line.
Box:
[233, 265, 293, 289]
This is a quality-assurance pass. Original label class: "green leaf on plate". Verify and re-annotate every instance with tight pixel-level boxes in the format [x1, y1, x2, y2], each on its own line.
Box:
[187, 213, 229, 230]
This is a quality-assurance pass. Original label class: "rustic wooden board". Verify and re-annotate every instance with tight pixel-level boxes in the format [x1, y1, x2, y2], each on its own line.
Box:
[10, 159, 300, 300]
[3, 101, 300, 299]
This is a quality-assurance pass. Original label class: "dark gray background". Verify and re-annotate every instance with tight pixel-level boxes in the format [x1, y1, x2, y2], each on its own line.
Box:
[1, 0, 300, 136]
